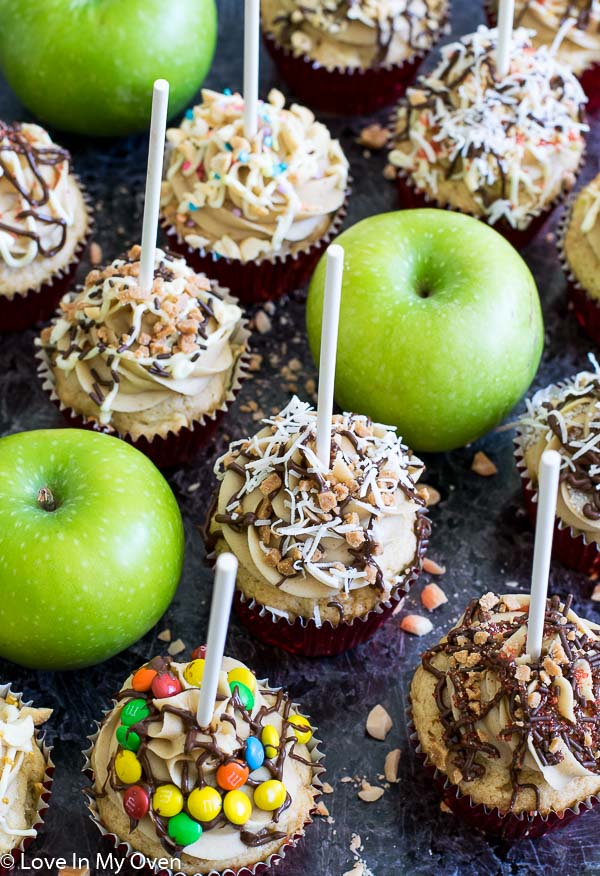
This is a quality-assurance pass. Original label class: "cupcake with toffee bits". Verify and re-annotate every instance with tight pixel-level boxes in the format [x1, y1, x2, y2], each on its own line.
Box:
[36, 245, 249, 468]
[388, 26, 587, 248]
[0, 121, 91, 332]
[207, 397, 430, 657]
[515, 362, 600, 575]
[559, 173, 600, 344]
[86, 655, 322, 876]
[261, 0, 450, 115]
[411, 592, 600, 838]
[160, 89, 349, 304]
[0, 686, 53, 865]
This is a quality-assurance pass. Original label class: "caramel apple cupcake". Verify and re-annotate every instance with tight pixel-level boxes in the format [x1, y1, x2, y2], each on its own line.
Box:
[207, 397, 430, 657]
[261, 0, 450, 115]
[36, 245, 249, 468]
[388, 26, 588, 248]
[85, 654, 323, 876]
[0, 685, 53, 866]
[0, 121, 92, 332]
[411, 592, 600, 838]
[515, 363, 600, 576]
[160, 88, 349, 304]
[559, 173, 600, 344]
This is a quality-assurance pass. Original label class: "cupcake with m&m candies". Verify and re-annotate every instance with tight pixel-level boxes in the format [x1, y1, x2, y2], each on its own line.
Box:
[207, 396, 430, 657]
[261, 0, 450, 116]
[0, 121, 92, 332]
[160, 88, 349, 304]
[559, 173, 600, 345]
[388, 26, 587, 248]
[85, 654, 323, 875]
[411, 591, 600, 838]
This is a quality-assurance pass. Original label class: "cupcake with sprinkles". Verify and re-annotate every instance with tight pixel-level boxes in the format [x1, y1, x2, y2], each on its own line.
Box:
[207, 396, 430, 656]
[388, 25, 588, 247]
[36, 244, 249, 467]
[160, 88, 349, 303]
[411, 591, 600, 838]
[515, 359, 600, 576]
[261, 0, 450, 115]
[0, 121, 92, 332]
[85, 653, 322, 875]
[559, 173, 600, 345]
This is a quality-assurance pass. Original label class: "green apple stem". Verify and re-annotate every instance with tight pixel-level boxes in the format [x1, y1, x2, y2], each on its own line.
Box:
[37, 486, 57, 512]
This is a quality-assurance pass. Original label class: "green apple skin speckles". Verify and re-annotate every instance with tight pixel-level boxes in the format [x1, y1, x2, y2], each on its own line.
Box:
[0, 429, 185, 670]
[306, 209, 543, 453]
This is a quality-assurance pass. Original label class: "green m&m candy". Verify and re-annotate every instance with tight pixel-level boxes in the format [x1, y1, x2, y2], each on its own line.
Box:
[229, 680, 254, 711]
[116, 724, 141, 753]
[167, 812, 203, 846]
[121, 698, 151, 726]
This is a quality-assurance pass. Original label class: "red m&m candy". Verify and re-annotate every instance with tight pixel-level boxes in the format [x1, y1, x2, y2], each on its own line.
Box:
[216, 759, 249, 791]
[151, 672, 182, 699]
[191, 644, 207, 660]
[123, 785, 150, 820]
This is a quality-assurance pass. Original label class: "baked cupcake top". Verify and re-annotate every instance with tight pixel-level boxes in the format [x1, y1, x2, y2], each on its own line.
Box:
[90, 655, 318, 868]
[212, 397, 428, 616]
[0, 692, 52, 855]
[160, 89, 348, 264]
[416, 592, 600, 811]
[262, 0, 449, 70]
[511, 0, 600, 75]
[389, 26, 587, 230]
[37, 245, 245, 432]
[563, 173, 600, 300]
[518, 364, 600, 543]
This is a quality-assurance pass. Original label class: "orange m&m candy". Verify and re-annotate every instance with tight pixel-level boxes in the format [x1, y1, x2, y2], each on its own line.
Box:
[132, 667, 157, 692]
[216, 759, 249, 791]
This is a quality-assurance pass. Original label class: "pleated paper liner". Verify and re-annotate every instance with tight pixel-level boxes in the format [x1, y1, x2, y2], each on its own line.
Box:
[0, 683, 54, 874]
[408, 713, 599, 840]
[82, 688, 325, 876]
[36, 316, 252, 469]
[162, 186, 350, 306]
[1, 179, 94, 334]
[514, 428, 600, 578]
[556, 191, 600, 347]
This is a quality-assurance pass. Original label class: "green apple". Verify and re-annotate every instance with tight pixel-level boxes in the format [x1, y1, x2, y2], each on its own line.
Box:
[306, 209, 543, 452]
[0, 429, 184, 670]
[0, 0, 217, 136]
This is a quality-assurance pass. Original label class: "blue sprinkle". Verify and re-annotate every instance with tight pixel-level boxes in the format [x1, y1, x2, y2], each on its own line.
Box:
[238, 151, 249, 163]
[224, 87, 233, 96]
[185, 109, 194, 120]
[264, 135, 273, 148]
[274, 162, 288, 175]
[225, 142, 233, 151]
[188, 202, 199, 211]
[213, 252, 222, 261]
[214, 172, 221, 180]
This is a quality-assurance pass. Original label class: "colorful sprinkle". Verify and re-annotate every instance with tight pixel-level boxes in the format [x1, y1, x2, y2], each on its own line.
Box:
[224, 87, 232, 95]
[185, 109, 194, 120]
[188, 202, 199, 212]
[182, 160, 192, 172]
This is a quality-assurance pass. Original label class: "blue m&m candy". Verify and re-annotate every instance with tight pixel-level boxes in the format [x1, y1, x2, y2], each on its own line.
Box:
[245, 736, 264, 772]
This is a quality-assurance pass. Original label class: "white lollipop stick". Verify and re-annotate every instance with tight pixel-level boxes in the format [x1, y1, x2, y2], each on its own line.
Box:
[139, 79, 170, 293]
[526, 449, 561, 661]
[316, 244, 344, 469]
[496, 0, 515, 79]
[243, 0, 260, 140]
[196, 552, 238, 728]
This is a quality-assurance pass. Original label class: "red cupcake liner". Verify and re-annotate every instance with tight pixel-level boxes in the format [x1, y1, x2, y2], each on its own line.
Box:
[408, 716, 599, 839]
[0, 684, 54, 874]
[0, 180, 93, 333]
[162, 189, 349, 306]
[556, 191, 600, 347]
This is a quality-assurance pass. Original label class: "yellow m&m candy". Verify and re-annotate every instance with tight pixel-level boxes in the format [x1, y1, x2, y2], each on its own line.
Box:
[254, 780, 287, 811]
[289, 714, 313, 744]
[152, 784, 184, 818]
[115, 750, 142, 785]
[261, 725, 279, 759]
[227, 667, 256, 693]
[223, 789, 252, 825]
[183, 659, 205, 686]
[188, 786, 222, 822]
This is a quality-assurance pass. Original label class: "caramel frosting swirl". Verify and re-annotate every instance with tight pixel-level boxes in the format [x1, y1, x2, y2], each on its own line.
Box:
[420, 592, 600, 807]
[262, 0, 449, 69]
[0, 122, 76, 268]
[213, 397, 428, 611]
[510, 0, 600, 75]
[563, 172, 600, 300]
[160, 89, 348, 264]
[37, 245, 245, 429]
[389, 26, 587, 230]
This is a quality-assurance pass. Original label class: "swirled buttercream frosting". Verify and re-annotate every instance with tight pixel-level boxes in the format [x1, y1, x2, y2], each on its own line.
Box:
[37, 245, 246, 438]
[415, 592, 600, 811]
[563, 173, 600, 300]
[160, 89, 348, 263]
[389, 26, 587, 230]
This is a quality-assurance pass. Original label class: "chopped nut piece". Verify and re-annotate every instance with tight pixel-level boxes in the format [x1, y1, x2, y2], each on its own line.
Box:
[592, 584, 600, 602]
[259, 473, 282, 496]
[321, 781, 334, 794]
[548, 737, 561, 754]
[263, 548, 282, 568]
[315, 800, 330, 817]
[515, 664, 531, 683]
[419, 484, 441, 507]
[473, 631, 489, 646]
[358, 781, 384, 803]
[542, 656, 562, 677]
[89, 242, 102, 265]
[318, 490, 338, 513]
[400, 614, 433, 637]
[479, 592, 499, 611]
[254, 310, 272, 334]
[346, 529, 366, 548]
[527, 691, 541, 710]
[357, 123, 390, 150]
[422, 557, 446, 575]
[383, 163, 397, 180]
[471, 451, 498, 477]
[168, 638, 186, 656]
[449, 768, 464, 785]
[421, 582, 447, 611]
[277, 556, 296, 576]
[384, 749, 401, 783]
[157, 628, 172, 642]
[366, 704, 393, 741]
